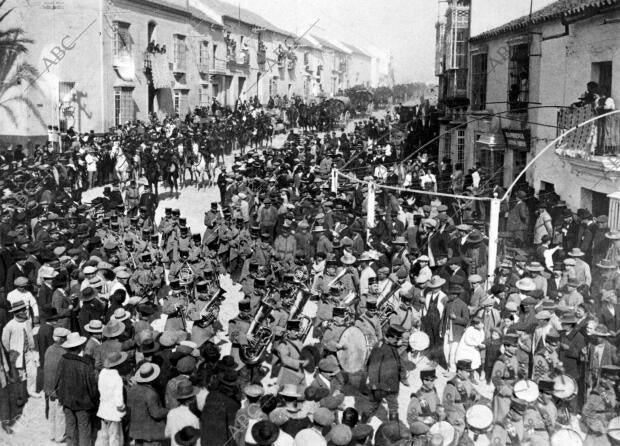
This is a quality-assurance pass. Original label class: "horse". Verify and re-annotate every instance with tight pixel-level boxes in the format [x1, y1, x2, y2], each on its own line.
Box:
[112, 145, 131, 185]
[142, 151, 160, 197]
[161, 151, 180, 197]
[191, 144, 208, 189]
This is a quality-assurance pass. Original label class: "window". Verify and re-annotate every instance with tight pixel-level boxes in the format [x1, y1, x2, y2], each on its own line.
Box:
[173, 35, 187, 71]
[454, 28, 468, 69]
[199, 41, 209, 65]
[114, 88, 134, 126]
[470, 53, 487, 110]
[457, 129, 465, 165]
[592, 61, 613, 98]
[443, 132, 452, 162]
[269, 77, 277, 97]
[507, 43, 529, 111]
[199, 84, 209, 106]
[173, 90, 188, 116]
[113, 22, 131, 64]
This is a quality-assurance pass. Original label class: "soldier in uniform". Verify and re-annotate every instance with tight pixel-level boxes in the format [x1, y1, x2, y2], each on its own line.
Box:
[582, 365, 619, 446]
[228, 298, 252, 369]
[532, 329, 563, 382]
[407, 367, 440, 426]
[354, 298, 383, 347]
[492, 333, 521, 423]
[521, 379, 556, 445]
[490, 398, 527, 446]
[443, 359, 478, 413]
[319, 306, 348, 354]
[273, 319, 306, 387]
[204, 202, 221, 228]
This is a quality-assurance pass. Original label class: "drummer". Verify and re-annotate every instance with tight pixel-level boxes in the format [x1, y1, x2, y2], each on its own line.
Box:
[354, 297, 382, 347]
[463, 404, 494, 445]
[319, 306, 348, 355]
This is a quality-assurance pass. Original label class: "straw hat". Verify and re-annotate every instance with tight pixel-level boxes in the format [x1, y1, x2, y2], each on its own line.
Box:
[135, 363, 161, 383]
[61, 332, 87, 349]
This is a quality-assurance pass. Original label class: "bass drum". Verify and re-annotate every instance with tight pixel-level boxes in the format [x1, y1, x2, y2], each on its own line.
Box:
[337, 326, 372, 374]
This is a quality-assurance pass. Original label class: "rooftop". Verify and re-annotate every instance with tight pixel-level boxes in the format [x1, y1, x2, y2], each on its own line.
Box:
[470, 0, 619, 42]
[201, 0, 292, 36]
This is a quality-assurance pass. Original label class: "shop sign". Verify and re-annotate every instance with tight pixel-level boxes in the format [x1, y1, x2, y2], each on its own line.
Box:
[502, 128, 531, 151]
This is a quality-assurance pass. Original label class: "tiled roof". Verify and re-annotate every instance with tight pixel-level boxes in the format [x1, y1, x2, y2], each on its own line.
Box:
[200, 0, 291, 36]
[470, 0, 619, 41]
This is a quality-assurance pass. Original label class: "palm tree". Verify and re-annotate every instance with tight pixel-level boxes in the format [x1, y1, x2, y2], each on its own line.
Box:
[0, 0, 41, 126]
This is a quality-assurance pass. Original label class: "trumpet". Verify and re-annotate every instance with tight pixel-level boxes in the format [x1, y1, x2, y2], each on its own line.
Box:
[378, 283, 400, 329]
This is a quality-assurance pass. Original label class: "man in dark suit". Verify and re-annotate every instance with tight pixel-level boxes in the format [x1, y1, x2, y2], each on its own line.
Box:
[506, 190, 530, 248]
[366, 324, 408, 421]
[598, 290, 620, 343]
[127, 363, 168, 444]
[37, 269, 55, 310]
[201, 370, 241, 446]
[441, 284, 470, 372]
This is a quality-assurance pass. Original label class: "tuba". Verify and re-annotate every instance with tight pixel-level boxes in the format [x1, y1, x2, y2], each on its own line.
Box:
[289, 283, 314, 343]
[240, 294, 275, 365]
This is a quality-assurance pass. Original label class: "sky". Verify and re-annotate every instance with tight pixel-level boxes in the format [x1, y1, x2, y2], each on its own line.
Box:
[223, 0, 557, 84]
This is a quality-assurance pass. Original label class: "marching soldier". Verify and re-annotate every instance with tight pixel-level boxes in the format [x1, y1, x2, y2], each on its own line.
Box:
[582, 365, 619, 446]
[354, 298, 383, 347]
[491, 334, 521, 422]
[274, 319, 306, 387]
[407, 367, 440, 426]
[228, 298, 252, 369]
[319, 306, 348, 354]
[442, 359, 478, 413]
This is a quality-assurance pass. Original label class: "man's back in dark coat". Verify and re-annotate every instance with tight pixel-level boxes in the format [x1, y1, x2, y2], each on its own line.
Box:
[200, 387, 241, 446]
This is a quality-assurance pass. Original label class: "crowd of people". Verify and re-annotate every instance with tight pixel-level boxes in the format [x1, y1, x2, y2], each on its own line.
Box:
[1, 108, 620, 446]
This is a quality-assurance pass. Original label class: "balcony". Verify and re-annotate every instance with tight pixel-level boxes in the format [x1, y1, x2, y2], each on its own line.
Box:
[212, 58, 227, 73]
[227, 49, 250, 70]
[556, 106, 620, 177]
[197, 62, 210, 74]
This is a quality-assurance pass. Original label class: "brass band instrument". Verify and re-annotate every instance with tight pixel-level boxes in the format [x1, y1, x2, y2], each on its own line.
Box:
[377, 281, 400, 329]
[178, 261, 195, 286]
[326, 268, 348, 289]
[240, 291, 275, 365]
[289, 283, 313, 343]
[198, 286, 225, 325]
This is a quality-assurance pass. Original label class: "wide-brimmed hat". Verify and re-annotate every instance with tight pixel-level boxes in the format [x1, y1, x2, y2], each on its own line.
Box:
[175, 426, 200, 446]
[392, 236, 407, 245]
[427, 276, 446, 289]
[526, 262, 544, 272]
[516, 278, 536, 292]
[103, 351, 128, 368]
[112, 308, 131, 322]
[340, 254, 356, 265]
[312, 225, 325, 233]
[174, 378, 199, 400]
[251, 420, 280, 446]
[358, 252, 373, 262]
[8, 300, 27, 313]
[605, 230, 620, 240]
[84, 319, 104, 333]
[567, 248, 585, 257]
[135, 363, 161, 383]
[102, 320, 125, 338]
[467, 230, 484, 244]
[14, 276, 28, 287]
[80, 287, 96, 301]
[61, 332, 87, 349]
